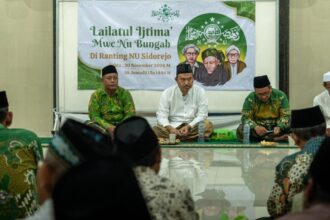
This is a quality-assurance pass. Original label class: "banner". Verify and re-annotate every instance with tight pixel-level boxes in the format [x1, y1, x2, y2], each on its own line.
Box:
[78, 1, 255, 90]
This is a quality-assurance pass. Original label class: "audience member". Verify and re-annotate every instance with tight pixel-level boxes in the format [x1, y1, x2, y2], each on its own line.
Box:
[237, 75, 290, 141]
[313, 71, 330, 136]
[181, 44, 204, 76]
[88, 64, 135, 135]
[153, 63, 213, 141]
[25, 118, 114, 220]
[53, 158, 151, 220]
[115, 116, 199, 220]
[278, 137, 330, 220]
[267, 106, 326, 217]
[0, 90, 43, 219]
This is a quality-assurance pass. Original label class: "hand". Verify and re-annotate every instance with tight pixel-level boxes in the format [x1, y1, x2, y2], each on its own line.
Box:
[166, 126, 181, 136]
[254, 125, 268, 136]
[273, 126, 281, 135]
[326, 128, 330, 137]
[179, 125, 191, 137]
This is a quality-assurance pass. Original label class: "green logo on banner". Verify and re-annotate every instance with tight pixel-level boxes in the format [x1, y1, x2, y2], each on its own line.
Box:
[177, 13, 247, 62]
[151, 4, 180, 22]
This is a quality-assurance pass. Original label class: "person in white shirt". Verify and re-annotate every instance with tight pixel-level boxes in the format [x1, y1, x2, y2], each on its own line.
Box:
[153, 63, 213, 141]
[313, 71, 330, 136]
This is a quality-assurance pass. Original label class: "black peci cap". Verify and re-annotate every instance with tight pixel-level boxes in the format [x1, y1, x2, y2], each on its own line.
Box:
[114, 116, 159, 164]
[0, 91, 9, 108]
[290, 106, 325, 129]
[102, 65, 118, 77]
[49, 119, 114, 166]
[254, 75, 271, 88]
[176, 63, 193, 75]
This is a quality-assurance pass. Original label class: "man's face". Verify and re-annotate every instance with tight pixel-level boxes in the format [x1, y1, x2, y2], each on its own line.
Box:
[203, 56, 219, 74]
[324, 81, 330, 94]
[255, 86, 272, 102]
[227, 49, 240, 64]
[176, 73, 194, 95]
[184, 48, 198, 65]
[102, 73, 118, 92]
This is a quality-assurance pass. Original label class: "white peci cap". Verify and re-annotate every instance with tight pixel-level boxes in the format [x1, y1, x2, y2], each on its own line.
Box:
[323, 71, 330, 82]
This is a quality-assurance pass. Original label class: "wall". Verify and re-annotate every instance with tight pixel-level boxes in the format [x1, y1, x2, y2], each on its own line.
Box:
[0, 0, 53, 137]
[289, 0, 330, 109]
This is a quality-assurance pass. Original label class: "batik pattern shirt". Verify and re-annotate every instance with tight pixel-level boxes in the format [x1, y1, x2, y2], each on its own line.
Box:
[88, 86, 135, 129]
[267, 136, 325, 217]
[241, 88, 290, 131]
[0, 124, 43, 220]
[134, 166, 199, 220]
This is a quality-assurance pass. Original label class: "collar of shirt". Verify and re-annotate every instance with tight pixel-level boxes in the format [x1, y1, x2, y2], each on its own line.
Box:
[176, 85, 193, 99]
[304, 136, 325, 153]
[101, 86, 120, 97]
[185, 61, 200, 68]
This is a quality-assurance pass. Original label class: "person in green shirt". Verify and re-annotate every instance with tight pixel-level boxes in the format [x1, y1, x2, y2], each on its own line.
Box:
[0, 91, 43, 219]
[237, 75, 291, 141]
[88, 65, 136, 135]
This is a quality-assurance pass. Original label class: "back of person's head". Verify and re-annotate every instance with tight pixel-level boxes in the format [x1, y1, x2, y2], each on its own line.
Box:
[114, 116, 160, 167]
[48, 118, 114, 167]
[291, 106, 326, 141]
[307, 137, 330, 204]
[53, 158, 151, 220]
[39, 118, 115, 202]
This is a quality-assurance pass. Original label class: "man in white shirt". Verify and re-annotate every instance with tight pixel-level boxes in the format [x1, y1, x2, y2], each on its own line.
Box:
[313, 71, 330, 136]
[153, 63, 213, 141]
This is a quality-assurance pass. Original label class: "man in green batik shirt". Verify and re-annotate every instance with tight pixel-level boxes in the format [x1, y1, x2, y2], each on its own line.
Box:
[237, 75, 290, 141]
[88, 65, 135, 135]
[0, 91, 43, 219]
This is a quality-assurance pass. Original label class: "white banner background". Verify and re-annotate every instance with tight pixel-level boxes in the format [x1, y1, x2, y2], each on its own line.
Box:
[78, 1, 255, 90]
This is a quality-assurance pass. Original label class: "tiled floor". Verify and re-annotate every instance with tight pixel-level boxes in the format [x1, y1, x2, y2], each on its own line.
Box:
[161, 147, 298, 219]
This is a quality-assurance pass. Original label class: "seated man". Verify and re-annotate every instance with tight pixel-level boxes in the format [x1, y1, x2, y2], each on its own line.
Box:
[237, 75, 290, 141]
[223, 45, 247, 80]
[267, 106, 326, 217]
[88, 64, 135, 135]
[0, 91, 43, 219]
[194, 48, 228, 86]
[153, 64, 213, 141]
[26, 119, 114, 220]
[114, 116, 199, 220]
[278, 137, 330, 220]
[313, 71, 330, 136]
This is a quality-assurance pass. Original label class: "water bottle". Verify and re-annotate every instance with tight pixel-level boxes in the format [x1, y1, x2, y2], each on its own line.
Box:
[243, 121, 250, 144]
[198, 120, 205, 143]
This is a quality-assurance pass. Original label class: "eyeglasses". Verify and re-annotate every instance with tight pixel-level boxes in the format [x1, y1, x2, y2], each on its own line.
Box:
[228, 53, 239, 57]
[185, 52, 197, 56]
